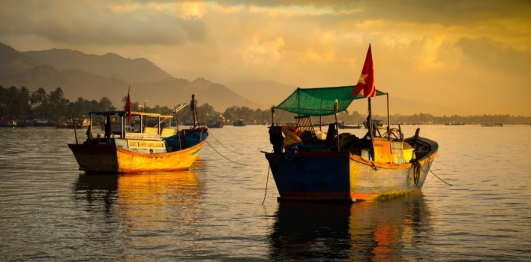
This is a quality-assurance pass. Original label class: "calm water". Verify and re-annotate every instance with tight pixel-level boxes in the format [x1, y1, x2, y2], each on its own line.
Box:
[0, 125, 530, 261]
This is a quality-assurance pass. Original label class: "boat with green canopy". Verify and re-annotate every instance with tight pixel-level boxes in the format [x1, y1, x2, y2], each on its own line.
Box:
[264, 45, 439, 202]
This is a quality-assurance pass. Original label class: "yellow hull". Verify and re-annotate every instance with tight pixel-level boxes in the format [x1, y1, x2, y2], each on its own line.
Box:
[68, 141, 205, 173]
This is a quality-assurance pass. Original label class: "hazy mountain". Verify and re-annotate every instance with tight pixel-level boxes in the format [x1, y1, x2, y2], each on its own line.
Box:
[223, 79, 453, 115]
[223, 80, 296, 109]
[0, 42, 260, 111]
[23, 49, 172, 83]
[129, 77, 261, 110]
[0, 64, 77, 92]
[0, 41, 451, 115]
[0, 42, 42, 76]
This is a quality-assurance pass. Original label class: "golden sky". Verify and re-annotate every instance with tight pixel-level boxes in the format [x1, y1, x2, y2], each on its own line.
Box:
[1, 0, 530, 116]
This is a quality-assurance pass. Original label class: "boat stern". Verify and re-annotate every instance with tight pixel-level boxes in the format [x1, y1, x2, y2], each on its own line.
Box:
[265, 152, 352, 202]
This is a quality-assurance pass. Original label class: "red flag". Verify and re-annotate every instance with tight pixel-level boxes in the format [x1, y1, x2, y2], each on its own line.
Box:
[351, 44, 376, 98]
[125, 86, 131, 122]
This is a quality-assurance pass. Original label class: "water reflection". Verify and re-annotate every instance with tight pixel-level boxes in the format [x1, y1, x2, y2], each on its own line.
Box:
[74, 174, 118, 213]
[269, 194, 432, 261]
[116, 171, 203, 227]
[74, 171, 203, 227]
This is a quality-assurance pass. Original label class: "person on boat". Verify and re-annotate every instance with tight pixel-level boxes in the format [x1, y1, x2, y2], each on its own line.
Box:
[281, 124, 303, 159]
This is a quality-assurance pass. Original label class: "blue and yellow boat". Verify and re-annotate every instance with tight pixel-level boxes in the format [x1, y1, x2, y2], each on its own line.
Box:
[265, 44, 439, 203]
[265, 86, 438, 202]
[69, 95, 208, 173]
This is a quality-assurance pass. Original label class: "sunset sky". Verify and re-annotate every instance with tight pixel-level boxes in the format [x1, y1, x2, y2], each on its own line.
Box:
[1, 0, 530, 116]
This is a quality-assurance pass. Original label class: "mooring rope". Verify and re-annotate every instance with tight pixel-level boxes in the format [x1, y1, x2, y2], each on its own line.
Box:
[262, 166, 271, 205]
[418, 160, 453, 186]
[207, 130, 244, 155]
[205, 140, 248, 166]
[429, 169, 453, 186]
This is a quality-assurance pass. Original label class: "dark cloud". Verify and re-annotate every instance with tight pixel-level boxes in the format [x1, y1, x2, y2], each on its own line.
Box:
[202, 0, 531, 26]
[456, 37, 531, 74]
[0, 0, 207, 46]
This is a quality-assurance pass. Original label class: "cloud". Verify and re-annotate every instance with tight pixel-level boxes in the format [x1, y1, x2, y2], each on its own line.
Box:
[1, 0, 530, 115]
[0, 0, 208, 46]
[243, 36, 285, 65]
[455, 37, 531, 74]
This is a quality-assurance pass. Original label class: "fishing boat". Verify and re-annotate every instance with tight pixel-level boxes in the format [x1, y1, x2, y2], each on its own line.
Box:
[445, 122, 465, 125]
[207, 120, 223, 128]
[69, 94, 208, 173]
[363, 119, 383, 129]
[1, 120, 25, 127]
[264, 45, 438, 202]
[338, 122, 362, 129]
[233, 119, 246, 126]
[56, 119, 91, 129]
[206, 113, 225, 128]
[33, 119, 55, 127]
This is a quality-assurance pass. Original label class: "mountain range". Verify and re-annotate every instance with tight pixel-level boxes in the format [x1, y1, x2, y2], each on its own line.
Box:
[0, 42, 284, 111]
[0, 42, 450, 116]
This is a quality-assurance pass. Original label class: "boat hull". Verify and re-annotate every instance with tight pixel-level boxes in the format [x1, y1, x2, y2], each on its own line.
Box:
[68, 140, 205, 173]
[207, 121, 223, 128]
[265, 137, 437, 202]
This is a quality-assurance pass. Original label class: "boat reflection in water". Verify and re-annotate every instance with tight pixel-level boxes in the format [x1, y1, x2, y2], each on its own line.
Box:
[268, 194, 432, 261]
[74, 170, 203, 228]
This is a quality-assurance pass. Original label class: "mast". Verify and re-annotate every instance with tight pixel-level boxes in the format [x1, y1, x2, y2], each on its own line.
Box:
[368, 98, 374, 160]
[191, 94, 198, 128]
[334, 99, 339, 150]
[271, 106, 276, 126]
[386, 93, 391, 140]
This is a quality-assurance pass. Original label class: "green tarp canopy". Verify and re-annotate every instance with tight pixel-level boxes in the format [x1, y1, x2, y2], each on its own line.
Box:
[276, 85, 386, 116]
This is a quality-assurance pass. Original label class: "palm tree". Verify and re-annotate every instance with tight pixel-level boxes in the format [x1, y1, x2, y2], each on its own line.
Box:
[31, 87, 48, 108]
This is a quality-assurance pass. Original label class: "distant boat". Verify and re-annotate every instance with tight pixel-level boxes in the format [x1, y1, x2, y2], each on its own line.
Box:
[339, 122, 362, 129]
[363, 119, 383, 129]
[1, 120, 25, 128]
[207, 120, 224, 128]
[56, 119, 90, 129]
[69, 94, 208, 173]
[33, 119, 55, 127]
[445, 122, 465, 125]
[481, 123, 503, 127]
[233, 119, 246, 126]
[207, 114, 225, 128]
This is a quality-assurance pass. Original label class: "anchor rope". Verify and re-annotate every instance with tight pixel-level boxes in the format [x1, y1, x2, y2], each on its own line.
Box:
[205, 140, 248, 166]
[262, 166, 271, 205]
[360, 157, 378, 170]
[418, 160, 453, 186]
[206, 130, 244, 155]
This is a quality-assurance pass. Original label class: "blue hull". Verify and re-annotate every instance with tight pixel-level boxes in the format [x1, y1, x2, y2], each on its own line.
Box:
[266, 152, 352, 201]
[265, 136, 438, 202]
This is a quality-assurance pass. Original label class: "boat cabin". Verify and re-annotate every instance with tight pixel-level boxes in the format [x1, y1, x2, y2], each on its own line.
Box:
[83, 110, 179, 154]
[87, 111, 175, 138]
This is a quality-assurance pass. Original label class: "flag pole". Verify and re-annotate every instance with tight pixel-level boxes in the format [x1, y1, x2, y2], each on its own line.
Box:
[387, 93, 391, 140]
[368, 98, 374, 160]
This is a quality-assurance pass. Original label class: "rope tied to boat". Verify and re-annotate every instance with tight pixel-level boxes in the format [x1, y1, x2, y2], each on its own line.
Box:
[204, 140, 248, 166]
[207, 130, 244, 155]
[359, 157, 378, 170]
[262, 166, 271, 205]
[416, 159, 453, 186]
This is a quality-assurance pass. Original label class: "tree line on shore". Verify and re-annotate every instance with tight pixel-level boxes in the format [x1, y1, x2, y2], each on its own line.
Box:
[1, 86, 530, 126]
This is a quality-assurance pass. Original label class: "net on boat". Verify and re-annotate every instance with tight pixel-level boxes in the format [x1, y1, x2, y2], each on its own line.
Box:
[276, 85, 386, 116]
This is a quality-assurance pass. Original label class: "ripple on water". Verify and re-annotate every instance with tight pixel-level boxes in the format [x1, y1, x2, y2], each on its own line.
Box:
[1, 126, 530, 261]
